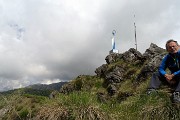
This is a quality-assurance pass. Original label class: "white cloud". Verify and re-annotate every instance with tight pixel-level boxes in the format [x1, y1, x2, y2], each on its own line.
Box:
[41, 79, 62, 85]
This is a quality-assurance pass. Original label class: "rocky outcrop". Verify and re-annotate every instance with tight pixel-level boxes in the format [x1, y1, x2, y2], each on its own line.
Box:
[105, 53, 120, 64]
[59, 82, 77, 94]
[95, 64, 108, 77]
[61, 43, 166, 97]
[105, 65, 125, 84]
[135, 54, 165, 82]
[143, 43, 166, 59]
[105, 48, 145, 64]
[95, 43, 166, 95]
[136, 43, 166, 82]
[121, 48, 144, 62]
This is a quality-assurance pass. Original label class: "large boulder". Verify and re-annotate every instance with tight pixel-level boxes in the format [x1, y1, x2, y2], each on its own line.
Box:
[143, 43, 166, 59]
[59, 82, 76, 94]
[95, 64, 108, 77]
[122, 48, 143, 62]
[105, 53, 120, 64]
[136, 54, 165, 82]
[107, 84, 117, 96]
[136, 44, 166, 82]
[105, 65, 125, 84]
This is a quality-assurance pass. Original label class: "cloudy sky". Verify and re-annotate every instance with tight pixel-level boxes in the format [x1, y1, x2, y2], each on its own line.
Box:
[0, 0, 180, 91]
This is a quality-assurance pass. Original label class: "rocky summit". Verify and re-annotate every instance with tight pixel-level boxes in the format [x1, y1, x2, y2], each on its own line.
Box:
[60, 43, 168, 104]
[95, 43, 166, 95]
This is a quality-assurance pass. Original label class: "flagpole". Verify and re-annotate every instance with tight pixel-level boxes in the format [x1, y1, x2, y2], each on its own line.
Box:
[134, 15, 137, 51]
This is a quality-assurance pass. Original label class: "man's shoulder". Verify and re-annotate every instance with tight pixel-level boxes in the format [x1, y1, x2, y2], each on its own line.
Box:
[177, 50, 180, 56]
[163, 54, 169, 58]
[162, 54, 171, 61]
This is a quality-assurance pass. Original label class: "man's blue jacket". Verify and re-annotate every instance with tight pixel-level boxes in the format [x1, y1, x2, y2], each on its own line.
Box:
[159, 50, 180, 76]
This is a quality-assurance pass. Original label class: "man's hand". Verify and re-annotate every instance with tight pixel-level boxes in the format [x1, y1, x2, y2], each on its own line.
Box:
[164, 74, 174, 81]
[164, 74, 176, 84]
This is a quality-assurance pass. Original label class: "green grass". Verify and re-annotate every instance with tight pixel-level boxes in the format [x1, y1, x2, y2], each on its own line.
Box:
[0, 96, 7, 109]
[1, 80, 180, 120]
[57, 91, 98, 107]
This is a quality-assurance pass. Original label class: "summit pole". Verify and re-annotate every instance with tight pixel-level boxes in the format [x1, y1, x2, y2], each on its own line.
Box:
[134, 15, 137, 51]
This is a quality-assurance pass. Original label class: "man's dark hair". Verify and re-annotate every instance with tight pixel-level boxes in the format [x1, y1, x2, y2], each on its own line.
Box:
[165, 39, 179, 50]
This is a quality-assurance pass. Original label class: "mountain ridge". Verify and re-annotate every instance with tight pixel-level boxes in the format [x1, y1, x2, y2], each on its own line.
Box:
[26, 81, 68, 91]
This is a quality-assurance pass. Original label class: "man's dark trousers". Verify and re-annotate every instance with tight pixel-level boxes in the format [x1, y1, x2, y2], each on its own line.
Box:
[149, 72, 180, 92]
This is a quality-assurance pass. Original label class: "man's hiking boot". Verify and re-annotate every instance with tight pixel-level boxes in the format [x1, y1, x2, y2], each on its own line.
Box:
[173, 92, 180, 103]
[147, 88, 157, 95]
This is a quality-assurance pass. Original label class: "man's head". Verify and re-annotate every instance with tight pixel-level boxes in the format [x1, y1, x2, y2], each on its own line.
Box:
[166, 39, 179, 54]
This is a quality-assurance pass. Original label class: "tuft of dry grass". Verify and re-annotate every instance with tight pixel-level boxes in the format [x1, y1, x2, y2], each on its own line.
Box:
[35, 106, 74, 120]
[76, 106, 110, 120]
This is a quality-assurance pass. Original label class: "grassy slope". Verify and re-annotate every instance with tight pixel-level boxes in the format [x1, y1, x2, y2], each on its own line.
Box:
[0, 60, 180, 120]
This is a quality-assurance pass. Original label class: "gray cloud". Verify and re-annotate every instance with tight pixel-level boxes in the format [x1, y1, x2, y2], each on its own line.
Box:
[0, 0, 180, 91]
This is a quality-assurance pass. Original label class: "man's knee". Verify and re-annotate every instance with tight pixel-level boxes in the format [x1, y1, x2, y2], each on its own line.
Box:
[152, 72, 160, 78]
[154, 72, 159, 75]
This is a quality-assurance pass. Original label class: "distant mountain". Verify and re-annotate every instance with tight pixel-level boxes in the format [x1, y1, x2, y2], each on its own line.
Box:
[0, 81, 68, 96]
[26, 81, 68, 91]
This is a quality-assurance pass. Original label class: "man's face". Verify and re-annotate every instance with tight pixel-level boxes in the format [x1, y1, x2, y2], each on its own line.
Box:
[167, 41, 179, 54]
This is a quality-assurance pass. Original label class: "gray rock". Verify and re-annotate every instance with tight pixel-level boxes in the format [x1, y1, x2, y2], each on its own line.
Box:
[105, 66, 125, 84]
[107, 84, 117, 96]
[143, 43, 166, 59]
[105, 53, 120, 64]
[97, 92, 108, 103]
[136, 44, 166, 82]
[122, 48, 143, 62]
[95, 64, 108, 77]
[59, 82, 76, 94]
